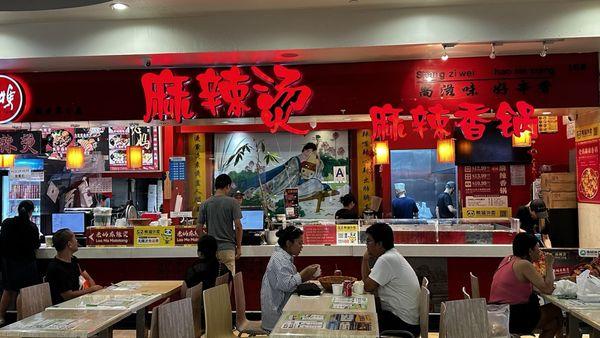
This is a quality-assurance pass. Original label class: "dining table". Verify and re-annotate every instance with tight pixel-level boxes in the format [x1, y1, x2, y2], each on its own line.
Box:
[270, 292, 379, 338]
[542, 294, 600, 338]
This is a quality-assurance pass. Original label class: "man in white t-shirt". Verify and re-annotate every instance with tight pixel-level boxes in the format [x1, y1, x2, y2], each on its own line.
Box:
[361, 223, 420, 336]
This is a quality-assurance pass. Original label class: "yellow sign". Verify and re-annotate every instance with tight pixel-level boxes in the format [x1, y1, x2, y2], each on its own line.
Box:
[336, 224, 359, 245]
[134, 226, 175, 247]
[576, 123, 600, 142]
[538, 116, 558, 133]
[356, 129, 375, 215]
[462, 207, 512, 218]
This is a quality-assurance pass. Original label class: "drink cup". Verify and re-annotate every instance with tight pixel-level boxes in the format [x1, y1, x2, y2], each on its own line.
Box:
[332, 284, 343, 296]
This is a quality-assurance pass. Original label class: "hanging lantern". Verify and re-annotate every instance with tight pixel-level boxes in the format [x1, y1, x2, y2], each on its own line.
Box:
[0, 154, 14, 168]
[126, 146, 143, 169]
[373, 141, 389, 165]
[66, 146, 85, 169]
[512, 131, 532, 147]
[437, 139, 455, 163]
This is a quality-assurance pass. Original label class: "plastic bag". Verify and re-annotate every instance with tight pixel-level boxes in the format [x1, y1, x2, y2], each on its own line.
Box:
[487, 304, 510, 338]
[553, 279, 577, 297]
[577, 269, 600, 302]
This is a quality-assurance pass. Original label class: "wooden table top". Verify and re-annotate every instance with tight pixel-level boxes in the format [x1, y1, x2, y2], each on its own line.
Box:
[271, 293, 379, 338]
[0, 309, 130, 338]
[95, 280, 182, 297]
[543, 295, 600, 331]
[48, 293, 162, 313]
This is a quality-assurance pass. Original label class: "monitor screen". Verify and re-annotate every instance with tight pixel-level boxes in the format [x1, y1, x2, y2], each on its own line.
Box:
[241, 209, 264, 230]
[52, 213, 85, 234]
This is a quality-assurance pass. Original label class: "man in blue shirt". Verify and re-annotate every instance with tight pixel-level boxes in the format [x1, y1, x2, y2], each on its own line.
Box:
[392, 183, 419, 219]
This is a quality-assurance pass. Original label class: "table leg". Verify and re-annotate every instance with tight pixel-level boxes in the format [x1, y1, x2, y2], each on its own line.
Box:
[97, 327, 114, 338]
[568, 314, 581, 338]
[591, 328, 600, 338]
[136, 308, 147, 338]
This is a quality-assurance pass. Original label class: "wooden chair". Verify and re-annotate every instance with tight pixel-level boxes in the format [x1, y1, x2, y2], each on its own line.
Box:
[462, 286, 471, 299]
[233, 272, 267, 337]
[419, 285, 430, 338]
[16, 282, 52, 320]
[185, 283, 204, 338]
[439, 302, 447, 338]
[470, 272, 480, 299]
[158, 298, 195, 338]
[421, 277, 429, 288]
[115, 297, 170, 338]
[215, 273, 229, 287]
[440, 298, 489, 338]
[204, 284, 237, 338]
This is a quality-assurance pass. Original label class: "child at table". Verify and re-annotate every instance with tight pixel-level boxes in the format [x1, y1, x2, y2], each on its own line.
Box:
[46, 229, 103, 304]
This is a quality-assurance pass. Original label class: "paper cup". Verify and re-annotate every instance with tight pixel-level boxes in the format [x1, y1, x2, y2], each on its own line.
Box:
[45, 235, 53, 247]
[353, 282, 364, 295]
[332, 284, 343, 296]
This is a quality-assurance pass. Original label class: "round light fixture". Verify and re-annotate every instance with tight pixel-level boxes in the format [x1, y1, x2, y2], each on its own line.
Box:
[110, 2, 129, 10]
[281, 52, 299, 58]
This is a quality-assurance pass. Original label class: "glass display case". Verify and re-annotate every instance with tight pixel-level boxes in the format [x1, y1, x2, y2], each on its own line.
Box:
[284, 218, 519, 245]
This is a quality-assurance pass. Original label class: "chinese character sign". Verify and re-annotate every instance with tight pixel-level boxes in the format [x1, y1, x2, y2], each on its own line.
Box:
[370, 101, 537, 142]
[141, 65, 313, 135]
[0, 131, 41, 155]
[0, 75, 25, 124]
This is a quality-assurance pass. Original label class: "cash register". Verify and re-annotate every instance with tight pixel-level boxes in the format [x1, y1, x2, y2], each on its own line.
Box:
[240, 208, 265, 245]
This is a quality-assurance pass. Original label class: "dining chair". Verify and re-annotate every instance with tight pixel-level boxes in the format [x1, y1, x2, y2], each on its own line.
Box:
[233, 272, 267, 337]
[185, 282, 204, 338]
[379, 284, 430, 338]
[470, 272, 480, 299]
[461, 286, 471, 299]
[439, 302, 447, 338]
[215, 273, 229, 287]
[16, 282, 52, 320]
[204, 284, 237, 338]
[158, 298, 195, 338]
[115, 297, 171, 338]
[421, 277, 429, 288]
[439, 298, 489, 338]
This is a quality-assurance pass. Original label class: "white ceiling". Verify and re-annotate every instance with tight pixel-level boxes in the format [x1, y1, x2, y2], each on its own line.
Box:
[0, 0, 558, 24]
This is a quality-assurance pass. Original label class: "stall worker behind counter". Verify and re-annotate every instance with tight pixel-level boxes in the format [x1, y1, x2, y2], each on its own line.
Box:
[392, 183, 419, 219]
[516, 199, 552, 248]
[260, 226, 319, 332]
[436, 181, 457, 219]
[335, 193, 358, 219]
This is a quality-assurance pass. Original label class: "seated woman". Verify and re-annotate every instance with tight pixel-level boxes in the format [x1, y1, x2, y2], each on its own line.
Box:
[181, 235, 230, 297]
[260, 226, 319, 332]
[489, 233, 562, 337]
[335, 194, 358, 220]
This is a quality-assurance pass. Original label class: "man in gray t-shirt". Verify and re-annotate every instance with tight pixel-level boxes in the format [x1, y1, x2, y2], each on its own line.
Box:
[197, 174, 243, 274]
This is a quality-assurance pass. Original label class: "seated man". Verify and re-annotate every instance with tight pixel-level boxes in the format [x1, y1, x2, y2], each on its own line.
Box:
[46, 229, 103, 304]
[361, 223, 420, 336]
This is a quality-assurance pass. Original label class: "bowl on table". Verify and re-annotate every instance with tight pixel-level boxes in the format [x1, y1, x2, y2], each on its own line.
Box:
[128, 218, 153, 226]
[318, 276, 357, 293]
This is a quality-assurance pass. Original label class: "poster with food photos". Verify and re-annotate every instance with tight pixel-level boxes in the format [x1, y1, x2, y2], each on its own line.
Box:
[129, 126, 159, 169]
[44, 128, 75, 160]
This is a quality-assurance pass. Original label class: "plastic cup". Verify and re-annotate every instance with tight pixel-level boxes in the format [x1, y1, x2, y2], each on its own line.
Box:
[332, 284, 343, 296]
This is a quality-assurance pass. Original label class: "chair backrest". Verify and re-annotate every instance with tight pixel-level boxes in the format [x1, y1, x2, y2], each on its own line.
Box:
[419, 285, 430, 338]
[462, 286, 471, 299]
[204, 284, 233, 338]
[421, 276, 429, 288]
[233, 272, 247, 328]
[185, 282, 204, 338]
[215, 273, 229, 287]
[439, 302, 447, 338]
[158, 298, 195, 338]
[149, 297, 171, 338]
[470, 272, 480, 299]
[17, 282, 52, 320]
[441, 298, 489, 338]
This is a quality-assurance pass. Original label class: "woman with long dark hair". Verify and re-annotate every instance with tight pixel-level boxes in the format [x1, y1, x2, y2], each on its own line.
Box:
[0, 200, 41, 324]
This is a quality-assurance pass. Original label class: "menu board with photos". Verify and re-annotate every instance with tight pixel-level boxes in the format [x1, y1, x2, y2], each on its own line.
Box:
[44, 126, 160, 171]
[461, 165, 511, 218]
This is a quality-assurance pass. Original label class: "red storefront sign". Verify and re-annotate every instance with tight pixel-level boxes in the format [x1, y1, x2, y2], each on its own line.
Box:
[9, 53, 597, 124]
[141, 65, 313, 135]
[302, 224, 336, 245]
[86, 227, 134, 246]
[0, 75, 25, 124]
[175, 226, 200, 245]
[576, 139, 600, 204]
[370, 100, 537, 142]
[0, 130, 42, 155]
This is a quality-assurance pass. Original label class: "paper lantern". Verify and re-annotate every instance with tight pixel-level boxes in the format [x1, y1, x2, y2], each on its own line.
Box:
[512, 131, 532, 147]
[373, 141, 389, 165]
[437, 139, 455, 163]
[126, 146, 143, 169]
[66, 146, 85, 169]
[0, 154, 14, 168]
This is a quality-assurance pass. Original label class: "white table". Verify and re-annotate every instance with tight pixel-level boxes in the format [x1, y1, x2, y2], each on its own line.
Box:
[543, 295, 600, 338]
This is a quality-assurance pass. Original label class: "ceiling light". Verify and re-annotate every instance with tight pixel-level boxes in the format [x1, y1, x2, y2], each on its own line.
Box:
[542, 111, 552, 115]
[281, 52, 298, 58]
[441, 45, 449, 61]
[110, 3, 129, 10]
[343, 117, 352, 121]
[540, 41, 548, 57]
[489, 43, 496, 59]
[221, 120, 231, 124]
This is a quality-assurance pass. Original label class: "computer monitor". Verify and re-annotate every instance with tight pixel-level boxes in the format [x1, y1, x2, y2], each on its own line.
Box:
[241, 209, 264, 231]
[52, 213, 86, 234]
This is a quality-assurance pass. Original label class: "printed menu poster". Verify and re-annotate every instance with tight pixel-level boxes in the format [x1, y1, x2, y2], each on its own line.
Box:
[302, 224, 336, 245]
[576, 139, 600, 204]
[461, 165, 511, 218]
[130, 126, 160, 170]
[44, 128, 75, 160]
[336, 224, 359, 245]
[281, 313, 326, 329]
[330, 296, 368, 310]
[327, 313, 373, 331]
[108, 126, 130, 170]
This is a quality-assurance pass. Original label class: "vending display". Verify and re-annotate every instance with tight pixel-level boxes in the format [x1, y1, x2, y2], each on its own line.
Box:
[2, 158, 44, 231]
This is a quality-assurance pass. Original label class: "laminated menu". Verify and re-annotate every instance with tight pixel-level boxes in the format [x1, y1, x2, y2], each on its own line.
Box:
[330, 296, 368, 310]
[326, 313, 373, 331]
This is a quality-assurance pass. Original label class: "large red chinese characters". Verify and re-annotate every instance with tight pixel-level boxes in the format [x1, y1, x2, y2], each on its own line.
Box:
[370, 104, 406, 141]
[0, 75, 25, 124]
[495, 100, 539, 138]
[141, 69, 194, 123]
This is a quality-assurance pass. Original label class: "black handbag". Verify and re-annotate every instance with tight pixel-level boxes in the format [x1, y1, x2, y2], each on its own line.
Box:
[295, 282, 321, 296]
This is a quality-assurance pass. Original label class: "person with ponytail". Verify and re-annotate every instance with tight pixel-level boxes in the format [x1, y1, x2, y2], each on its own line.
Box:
[0, 200, 41, 325]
